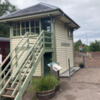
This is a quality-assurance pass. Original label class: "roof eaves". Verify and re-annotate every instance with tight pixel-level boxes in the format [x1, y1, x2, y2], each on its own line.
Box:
[0, 9, 60, 22]
[58, 9, 80, 29]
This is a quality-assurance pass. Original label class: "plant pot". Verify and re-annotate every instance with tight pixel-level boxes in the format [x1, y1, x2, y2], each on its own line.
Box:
[79, 65, 84, 68]
[55, 82, 60, 92]
[36, 88, 55, 100]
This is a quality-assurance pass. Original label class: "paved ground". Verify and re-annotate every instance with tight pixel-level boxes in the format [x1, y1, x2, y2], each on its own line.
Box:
[52, 82, 100, 100]
[22, 67, 100, 100]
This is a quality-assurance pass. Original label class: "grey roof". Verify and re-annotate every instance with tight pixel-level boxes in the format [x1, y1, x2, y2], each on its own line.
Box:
[0, 37, 10, 42]
[0, 2, 59, 19]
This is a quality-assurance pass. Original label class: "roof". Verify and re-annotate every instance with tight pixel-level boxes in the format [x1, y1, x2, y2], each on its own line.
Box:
[0, 3, 59, 20]
[0, 37, 10, 42]
[0, 2, 80, 29]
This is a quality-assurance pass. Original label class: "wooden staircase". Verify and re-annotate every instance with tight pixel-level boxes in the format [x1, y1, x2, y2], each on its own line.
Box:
[0, 30, 54, 100]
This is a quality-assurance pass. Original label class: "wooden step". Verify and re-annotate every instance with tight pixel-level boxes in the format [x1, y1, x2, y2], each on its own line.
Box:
[21, 71, 29, 73]
[1, 95, 15, 99]
[5, 88, 19, 91]
[9, 82, 18, 85]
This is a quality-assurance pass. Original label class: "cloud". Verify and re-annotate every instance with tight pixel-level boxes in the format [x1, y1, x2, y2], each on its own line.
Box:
[8, 0, 100, 45]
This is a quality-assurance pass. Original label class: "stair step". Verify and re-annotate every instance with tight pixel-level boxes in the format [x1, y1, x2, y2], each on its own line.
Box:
[1, 95, 15, 99]
[22, 71, 29, 73]
[24, 66, 31, 68]
[5, 88, 19, 91]
[9, 82, 18, 85]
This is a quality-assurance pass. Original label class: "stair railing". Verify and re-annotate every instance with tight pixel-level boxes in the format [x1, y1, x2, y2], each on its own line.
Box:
[0, 30, 54, 99]
[0, 32, 30, 94]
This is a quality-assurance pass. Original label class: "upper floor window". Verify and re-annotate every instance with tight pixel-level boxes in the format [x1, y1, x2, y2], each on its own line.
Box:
[68, 29, 73, 39]
[41, 17, 51, 32]
[12, 20, 40, 36]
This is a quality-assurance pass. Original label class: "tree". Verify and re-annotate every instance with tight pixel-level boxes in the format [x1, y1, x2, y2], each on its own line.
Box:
[0, 0, 19, 37]
[89, 40, 100, 52]
[82, 46, 88, 53]
[74, 39, 82, 51]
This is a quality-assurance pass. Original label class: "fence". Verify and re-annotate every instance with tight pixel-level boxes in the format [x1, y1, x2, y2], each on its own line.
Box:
[75, 52, 100, 68]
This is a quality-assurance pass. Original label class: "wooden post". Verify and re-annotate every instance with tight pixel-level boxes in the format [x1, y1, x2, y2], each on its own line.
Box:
[15, 48, 18, 67]
[19, 69, 22, 100]
[68, 59, 71, 80]
[83, 56, 85, 67]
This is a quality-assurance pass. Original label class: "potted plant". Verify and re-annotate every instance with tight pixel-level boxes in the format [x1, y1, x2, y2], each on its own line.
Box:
[29, 74, 60, 100]
[79, 63, 84, 68]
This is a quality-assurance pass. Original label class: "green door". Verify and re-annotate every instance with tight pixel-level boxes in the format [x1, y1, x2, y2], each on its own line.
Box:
[44, 53, 52, 76]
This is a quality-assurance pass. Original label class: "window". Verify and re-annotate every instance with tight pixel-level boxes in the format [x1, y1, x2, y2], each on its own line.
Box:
[21, 21, 29, 35]
[68, 29, 73, 39]
[13, 22, 20, 36]
[0, 44, 2, 54]
[5, 44, 10, 55]
[31, 20, 39, 35]
[12, 20, 40, 36]
[41, 17, 51, 32]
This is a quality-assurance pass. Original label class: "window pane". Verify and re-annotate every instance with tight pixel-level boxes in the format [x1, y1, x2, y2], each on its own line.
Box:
[26, 28, 29, 32]
[26, 21, 29, 28]
[21, 22, 25, 28]
[16, 29, 20, 36]
[5, 44, 10, 47]
[35, 21, 39, 27]
[41, 17, 51, 31]
[36, 27, 39, 34]
[31, 28, 35, 35]
[22, 29, 25, 35]
[5, 48, 10, 55]
[13, 25, 16, 30]
[0, 44, 2, 54]
[13, 30, 16, 36]
[17, 23, 20, 29]
[31, 21, 34, 27]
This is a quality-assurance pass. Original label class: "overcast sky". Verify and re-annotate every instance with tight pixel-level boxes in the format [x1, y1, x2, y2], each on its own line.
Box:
[8, 0, 100, 44]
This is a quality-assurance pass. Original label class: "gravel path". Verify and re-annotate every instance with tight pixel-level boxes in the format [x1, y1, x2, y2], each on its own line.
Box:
[70, 67, 100, 84]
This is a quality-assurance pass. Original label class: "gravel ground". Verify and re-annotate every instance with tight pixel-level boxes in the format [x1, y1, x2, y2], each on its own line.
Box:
[22, 67, 100, 100]
[51, 82, 100, 100]
[70, 67, 100, 84]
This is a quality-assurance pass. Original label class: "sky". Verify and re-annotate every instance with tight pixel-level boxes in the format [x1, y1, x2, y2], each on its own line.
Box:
[8, 0, 100, 45]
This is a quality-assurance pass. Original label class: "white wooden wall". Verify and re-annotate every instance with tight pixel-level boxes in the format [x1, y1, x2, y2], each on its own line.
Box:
[11, 36, 41, 76]
[55, 20, 74, 74]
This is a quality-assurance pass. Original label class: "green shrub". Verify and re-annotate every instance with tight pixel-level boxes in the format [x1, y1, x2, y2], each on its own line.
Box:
[29, 74, 60, 93]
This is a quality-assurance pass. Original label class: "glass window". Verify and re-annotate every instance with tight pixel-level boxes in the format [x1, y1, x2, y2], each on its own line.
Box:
[30, 20, 39, 35]
[26, 21, 29, 28]
[0, 44, 2, 54]
[12, 20, 40, 36]
[35, 21, 39, 27]
[41, 17, 51, 32]
[21, 22, 25, 28]
[22, 29, 25, 35]
[31, 21, 34, 27]
[68, 29, 72, 39]
[5, 44, 10, 55]
[13, 23, 20, 36]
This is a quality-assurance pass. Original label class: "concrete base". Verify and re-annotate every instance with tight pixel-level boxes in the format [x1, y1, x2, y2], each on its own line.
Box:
[60, 67, 80, 78]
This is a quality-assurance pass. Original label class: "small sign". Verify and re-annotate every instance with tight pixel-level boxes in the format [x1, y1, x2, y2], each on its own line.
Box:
[0, 54, 2, 64]
[79, 46, 82, 51]
[48, 62, 62, 72]
[61, 43, 70, 46]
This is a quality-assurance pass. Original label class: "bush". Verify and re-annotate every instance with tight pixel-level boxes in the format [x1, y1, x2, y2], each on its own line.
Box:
[29, 75, 60, 93]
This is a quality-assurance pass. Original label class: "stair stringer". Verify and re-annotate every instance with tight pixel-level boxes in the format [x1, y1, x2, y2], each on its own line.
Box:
[14, 48, 45, 100]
